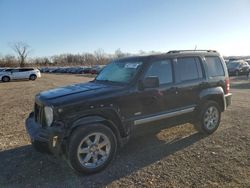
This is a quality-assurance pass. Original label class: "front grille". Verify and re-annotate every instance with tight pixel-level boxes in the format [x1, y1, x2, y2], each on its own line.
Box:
[34, 103, 45, 126]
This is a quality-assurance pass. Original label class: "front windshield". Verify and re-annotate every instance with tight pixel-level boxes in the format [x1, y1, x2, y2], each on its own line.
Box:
[96, 60, 143, 84]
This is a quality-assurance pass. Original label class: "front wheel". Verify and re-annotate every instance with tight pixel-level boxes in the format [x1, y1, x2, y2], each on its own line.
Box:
[68, 124, 117, 174]
[29, 74, 37, 80]
[194, 101, 221, 134]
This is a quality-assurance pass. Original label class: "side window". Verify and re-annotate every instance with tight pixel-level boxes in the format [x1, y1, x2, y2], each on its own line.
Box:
[145, 59, 173, 85]
[11, 69, 19, 73]
[20, 69, 30, 72]
[177, 57, 202, 81]
[205, 56, 225, 77]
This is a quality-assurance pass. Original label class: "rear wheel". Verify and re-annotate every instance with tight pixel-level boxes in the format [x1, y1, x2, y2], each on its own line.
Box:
[194, 101, 221, 134]
[29, 74, 37, 80]
[2, 76, 10, 82]
[68, 124, 117, 174]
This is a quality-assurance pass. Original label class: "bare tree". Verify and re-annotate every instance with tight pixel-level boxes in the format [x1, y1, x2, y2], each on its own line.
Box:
[94, 49, 108, 65]
[12, 42, 30, 67]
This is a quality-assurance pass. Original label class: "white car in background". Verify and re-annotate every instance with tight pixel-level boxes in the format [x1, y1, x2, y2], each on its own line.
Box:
[0, 68, 41, 82]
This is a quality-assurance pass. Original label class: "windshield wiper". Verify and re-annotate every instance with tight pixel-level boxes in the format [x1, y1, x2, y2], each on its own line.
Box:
[95, 79, 124, 85]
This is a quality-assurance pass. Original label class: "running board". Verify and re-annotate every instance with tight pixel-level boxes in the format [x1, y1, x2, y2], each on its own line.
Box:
[134, 107, 195, 125]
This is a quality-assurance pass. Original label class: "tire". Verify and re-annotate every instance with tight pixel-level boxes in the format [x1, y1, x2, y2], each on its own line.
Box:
[2, 76, 10, 82]
[235, 70, 239, 76]
[29, 74, 37, 80]
[194, 101, 221, 135]
[68, 124, 117, 174]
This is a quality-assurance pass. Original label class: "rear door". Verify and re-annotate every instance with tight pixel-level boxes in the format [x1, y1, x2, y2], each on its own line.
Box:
[19, 68, 30, 79]
[173, 56, 205, 108]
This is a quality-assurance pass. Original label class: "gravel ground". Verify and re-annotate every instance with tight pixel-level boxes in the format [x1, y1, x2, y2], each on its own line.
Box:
[0, 74, 249, 188]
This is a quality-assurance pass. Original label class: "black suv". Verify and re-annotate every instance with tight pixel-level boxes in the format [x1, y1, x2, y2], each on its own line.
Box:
[25, 50, 232, 174]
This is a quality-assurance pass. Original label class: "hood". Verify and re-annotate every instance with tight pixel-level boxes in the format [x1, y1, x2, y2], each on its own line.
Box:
[39, 82, 110, 100]
[37, 81, 125, 107]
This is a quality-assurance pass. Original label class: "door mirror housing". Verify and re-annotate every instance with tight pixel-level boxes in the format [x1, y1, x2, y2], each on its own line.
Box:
[142, 76, 160, 89]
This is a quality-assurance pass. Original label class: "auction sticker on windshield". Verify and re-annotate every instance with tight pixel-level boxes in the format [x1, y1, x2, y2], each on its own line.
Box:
[124, 62, 142, 69]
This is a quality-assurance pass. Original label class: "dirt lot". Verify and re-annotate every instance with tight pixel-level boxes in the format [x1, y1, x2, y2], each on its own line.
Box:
[0, 74, 249, 188]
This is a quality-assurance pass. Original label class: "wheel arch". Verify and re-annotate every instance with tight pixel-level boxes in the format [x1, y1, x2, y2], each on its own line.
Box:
[198, 87, 225, 112]
[65, 112, 126, 149]
[2, 75, 10, 80]
[29, 74, 37, 79]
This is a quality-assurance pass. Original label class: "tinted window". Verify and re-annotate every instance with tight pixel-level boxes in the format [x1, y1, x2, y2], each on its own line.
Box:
[19, 68, 33, 72]
[11, 69, 19, 72]
[145, 59, 173, 84]
[5, 69, 13, 72]
[227, 62, 239, 69]
[205, 56, 225, 77]
[177, 57, 203, 81]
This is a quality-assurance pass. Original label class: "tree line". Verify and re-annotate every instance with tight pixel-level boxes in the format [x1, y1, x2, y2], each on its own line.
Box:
[0, 42, 145, 67]
[3, 42, 243, 68]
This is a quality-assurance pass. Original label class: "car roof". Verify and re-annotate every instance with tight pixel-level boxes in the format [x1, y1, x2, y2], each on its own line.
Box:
[18, 67, 35, 69]
[116, 50, 220, 62]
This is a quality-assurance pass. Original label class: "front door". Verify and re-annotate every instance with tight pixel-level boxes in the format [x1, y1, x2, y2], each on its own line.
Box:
[135, 58, 176, 118]
[11, 69, 21, 79]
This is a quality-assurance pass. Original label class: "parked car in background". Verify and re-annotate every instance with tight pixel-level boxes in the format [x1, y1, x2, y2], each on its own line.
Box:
[224, 59, 229, 64]
[25, 50, 232, 174]
[0, 68, 41, 82]
[83, 67, 91, 74]
[245, 59, 250, 65]
[39, 66, 106, 74]
[90, 65, 105, 74]
[227, 60, 250, 76]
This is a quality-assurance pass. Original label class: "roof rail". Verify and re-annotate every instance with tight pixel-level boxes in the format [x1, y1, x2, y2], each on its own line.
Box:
[167, 50, 218, 54]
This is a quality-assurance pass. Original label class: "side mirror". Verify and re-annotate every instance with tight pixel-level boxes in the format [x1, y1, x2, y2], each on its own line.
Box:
[142, 76, 160, 89]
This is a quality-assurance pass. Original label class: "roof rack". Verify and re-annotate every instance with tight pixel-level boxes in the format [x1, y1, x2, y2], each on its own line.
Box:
[167, 50, 218, 54]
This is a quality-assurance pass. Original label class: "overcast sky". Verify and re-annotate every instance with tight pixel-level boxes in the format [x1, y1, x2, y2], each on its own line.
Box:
[0, 0, 250, 57]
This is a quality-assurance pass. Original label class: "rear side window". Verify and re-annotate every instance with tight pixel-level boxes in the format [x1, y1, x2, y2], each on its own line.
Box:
[5, 69, 13, 72]
[145, 59, 173, 85]
[19, 68, 33, 72]
[176, 57, 203, 81]
[205, 56, 225, 77]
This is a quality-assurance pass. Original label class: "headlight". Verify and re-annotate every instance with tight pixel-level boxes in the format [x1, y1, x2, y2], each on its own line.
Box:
[44, 106, 53, 126]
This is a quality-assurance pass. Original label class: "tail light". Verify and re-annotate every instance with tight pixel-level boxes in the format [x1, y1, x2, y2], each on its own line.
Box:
[225, 78, 230, 94]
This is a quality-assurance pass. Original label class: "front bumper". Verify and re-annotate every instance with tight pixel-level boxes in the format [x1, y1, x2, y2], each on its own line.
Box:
[25, 112, 63, 155]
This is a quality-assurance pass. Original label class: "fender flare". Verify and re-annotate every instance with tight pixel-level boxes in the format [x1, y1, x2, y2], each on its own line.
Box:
[199, 86, 226, 111]
[65, 114, 125, 145]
